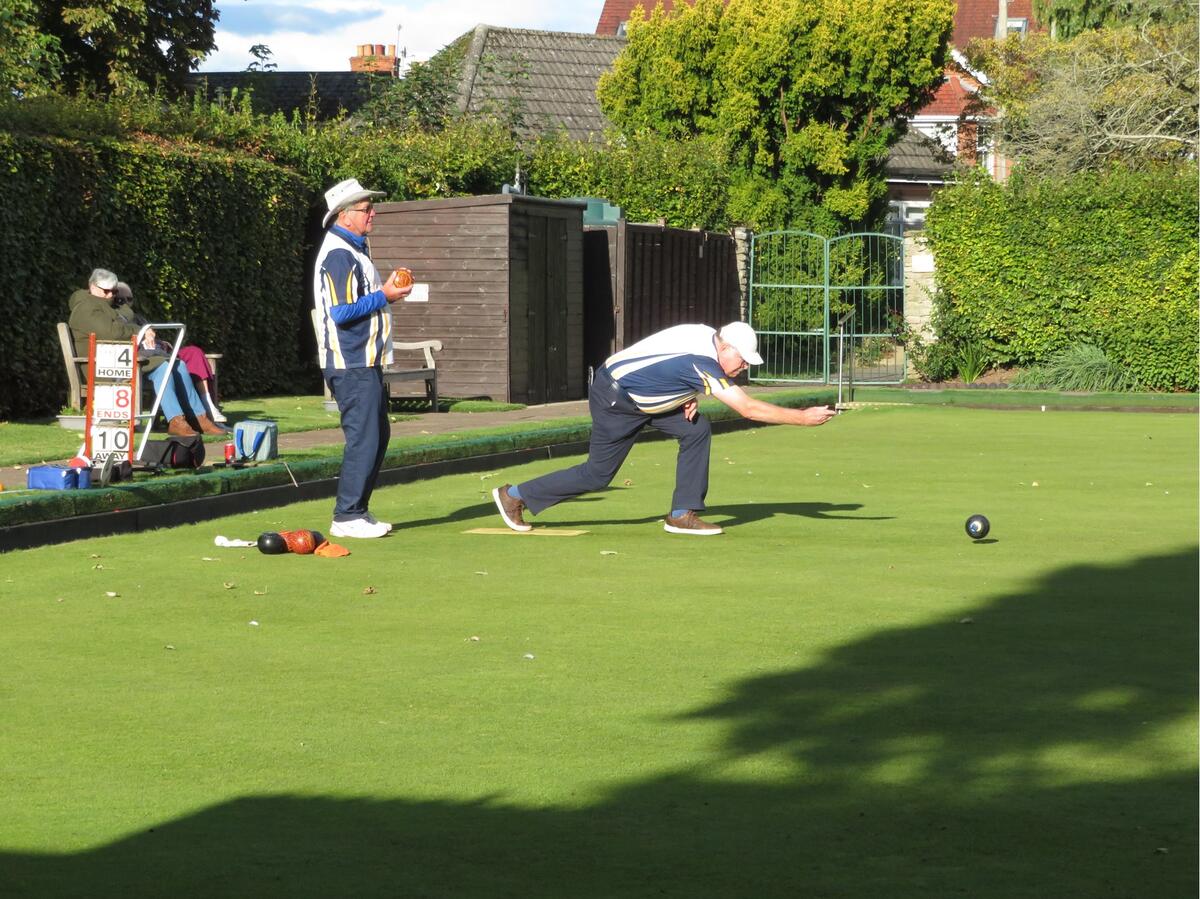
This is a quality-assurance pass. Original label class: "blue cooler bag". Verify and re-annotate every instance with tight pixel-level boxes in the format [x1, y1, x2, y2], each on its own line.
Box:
[234, 420, 278, 462]
[28, 465, 91, 490]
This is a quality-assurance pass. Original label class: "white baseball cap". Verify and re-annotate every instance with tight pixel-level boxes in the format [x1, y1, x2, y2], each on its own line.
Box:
[718, 321, 763, 366]
[322, 178, 385, 228]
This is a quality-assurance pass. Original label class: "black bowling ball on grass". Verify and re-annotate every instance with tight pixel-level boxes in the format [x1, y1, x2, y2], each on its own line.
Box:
[965, 515, 991, 540]
[257, 532, 288, 554]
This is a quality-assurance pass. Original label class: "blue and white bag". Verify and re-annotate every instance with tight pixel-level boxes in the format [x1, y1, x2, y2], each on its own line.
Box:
[233, 420, 278, 462]
[27, 465, 91, 490]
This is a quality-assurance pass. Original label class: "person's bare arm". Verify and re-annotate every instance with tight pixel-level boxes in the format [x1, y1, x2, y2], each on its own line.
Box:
[713, 385, 837, 426]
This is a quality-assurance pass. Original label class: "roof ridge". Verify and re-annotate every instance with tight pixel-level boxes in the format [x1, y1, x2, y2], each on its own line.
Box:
[470, 23, 627, 41]
[455, 24, 491, 115]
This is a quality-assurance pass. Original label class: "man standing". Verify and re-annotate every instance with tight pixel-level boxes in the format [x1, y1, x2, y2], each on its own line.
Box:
[314, 179, 412, 539]
[492, 322, 837, 535]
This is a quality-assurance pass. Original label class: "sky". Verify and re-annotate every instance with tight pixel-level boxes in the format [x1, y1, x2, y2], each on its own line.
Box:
[199, 1, 608, 72]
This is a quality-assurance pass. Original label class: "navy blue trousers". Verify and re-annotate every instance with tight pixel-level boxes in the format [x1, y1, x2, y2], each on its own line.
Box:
[517, 368, 711, 516]
[327, 366, 390, 521]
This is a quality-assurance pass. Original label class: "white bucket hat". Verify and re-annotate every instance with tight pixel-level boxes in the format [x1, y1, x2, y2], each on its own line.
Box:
[323, 178, 385, 228]
[718, 321, 763, 366]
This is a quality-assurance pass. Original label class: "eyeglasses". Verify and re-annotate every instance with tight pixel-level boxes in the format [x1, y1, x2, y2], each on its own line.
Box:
[348, 204, 375, 216]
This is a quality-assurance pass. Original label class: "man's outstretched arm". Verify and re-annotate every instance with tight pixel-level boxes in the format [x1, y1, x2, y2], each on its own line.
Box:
[714, 385, 837, 426]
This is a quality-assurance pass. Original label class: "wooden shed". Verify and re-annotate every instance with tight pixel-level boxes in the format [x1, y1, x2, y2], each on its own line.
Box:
[583, 221, 741, 373]
[369, 195, 586, 404]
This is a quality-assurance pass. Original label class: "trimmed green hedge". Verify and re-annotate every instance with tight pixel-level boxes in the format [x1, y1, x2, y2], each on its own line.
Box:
[924, 166, 1199, 390]
[0, 131, 310, 419]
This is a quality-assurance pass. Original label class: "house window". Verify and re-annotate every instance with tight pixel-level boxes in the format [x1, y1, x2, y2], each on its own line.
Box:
[1007, 17, 1028, 35]
[886, 201, 931, 234]
[616, 21, 627, 37]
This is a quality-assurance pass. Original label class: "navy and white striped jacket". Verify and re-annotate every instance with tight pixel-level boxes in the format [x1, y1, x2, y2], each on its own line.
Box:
[312, 225, 393, 371]
[604, 325, 733, 414]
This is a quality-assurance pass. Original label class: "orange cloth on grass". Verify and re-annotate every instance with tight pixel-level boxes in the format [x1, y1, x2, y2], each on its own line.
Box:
[314, 540, 350, 558]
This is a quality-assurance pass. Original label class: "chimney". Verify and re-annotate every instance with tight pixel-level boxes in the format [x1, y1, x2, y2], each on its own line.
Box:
[350, 42, 398, 74]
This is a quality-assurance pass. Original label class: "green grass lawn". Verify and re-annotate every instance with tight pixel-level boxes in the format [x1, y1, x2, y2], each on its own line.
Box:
[0, 406, 1195, 897]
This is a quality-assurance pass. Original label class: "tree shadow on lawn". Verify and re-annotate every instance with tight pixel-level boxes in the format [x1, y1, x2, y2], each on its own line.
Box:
[3, 550, 1195, 898]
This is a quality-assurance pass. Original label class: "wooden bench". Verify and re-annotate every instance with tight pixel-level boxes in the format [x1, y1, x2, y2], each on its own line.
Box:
[57, 322, 222, 412]
[312, 311, 442, 412]
[319, 341, 444, 412]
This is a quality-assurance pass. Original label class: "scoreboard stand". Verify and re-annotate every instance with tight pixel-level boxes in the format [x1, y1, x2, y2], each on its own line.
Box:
[84, 323, 187, 473]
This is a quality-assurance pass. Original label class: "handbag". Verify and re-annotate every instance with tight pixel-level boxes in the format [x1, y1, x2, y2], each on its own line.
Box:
[142, 436, 206, 469]
[234, 420, 278, 461]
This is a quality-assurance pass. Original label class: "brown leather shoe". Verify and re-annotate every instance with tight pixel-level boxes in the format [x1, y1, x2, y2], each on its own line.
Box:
[167, 415, 198, 437]
[194, 414, 228, 436]
[663, 510, 723, 536]
[492, 484, 531, 532]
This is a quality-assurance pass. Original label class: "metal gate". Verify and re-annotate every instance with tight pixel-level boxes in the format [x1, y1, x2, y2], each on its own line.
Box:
[747, 230, 906, 385]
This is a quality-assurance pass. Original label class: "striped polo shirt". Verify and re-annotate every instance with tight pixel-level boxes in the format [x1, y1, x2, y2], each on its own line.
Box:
[604, 325, 734, 414]
[312, 225, 393, 370]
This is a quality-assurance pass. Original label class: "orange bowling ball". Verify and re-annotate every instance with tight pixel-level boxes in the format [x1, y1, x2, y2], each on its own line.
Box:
[280, 529, 317, 555]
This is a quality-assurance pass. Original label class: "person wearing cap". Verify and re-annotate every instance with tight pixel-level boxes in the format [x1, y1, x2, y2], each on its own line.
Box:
[492, 321, 837, 535]
[68, 268, 226, 437]
[313, 178, 413, 539]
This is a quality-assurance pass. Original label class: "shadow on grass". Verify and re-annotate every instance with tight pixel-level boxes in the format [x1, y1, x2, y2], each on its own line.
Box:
[3, 549, 1195, 898]
[547, 500, 891, 529]
[392, 497, 887, 533]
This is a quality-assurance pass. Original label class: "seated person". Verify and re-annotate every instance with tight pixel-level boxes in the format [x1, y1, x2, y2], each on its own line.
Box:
[114, 282, 226, 422]
[68, 268, 226, 437]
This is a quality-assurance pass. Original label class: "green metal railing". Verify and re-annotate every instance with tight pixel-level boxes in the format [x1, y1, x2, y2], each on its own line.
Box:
[748, 230, 906, 386]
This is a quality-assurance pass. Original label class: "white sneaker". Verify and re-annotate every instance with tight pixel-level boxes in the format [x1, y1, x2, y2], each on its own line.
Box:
[364, 512, 393, 532]
[209, 406, 228, 423]
[330, 517, 390, 539]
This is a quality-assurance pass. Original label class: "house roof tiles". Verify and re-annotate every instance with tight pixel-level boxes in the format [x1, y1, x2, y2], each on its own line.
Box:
[886, 130, 955, 181]
[454, 25, 626, 142]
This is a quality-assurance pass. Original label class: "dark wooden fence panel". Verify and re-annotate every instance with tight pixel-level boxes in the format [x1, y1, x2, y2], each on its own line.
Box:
[583, 222, 740, 373]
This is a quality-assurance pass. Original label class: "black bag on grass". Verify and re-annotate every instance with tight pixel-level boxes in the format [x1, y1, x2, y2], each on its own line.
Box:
[142, 436, 205, 469]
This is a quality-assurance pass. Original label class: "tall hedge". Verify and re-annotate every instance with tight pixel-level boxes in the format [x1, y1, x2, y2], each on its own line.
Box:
[0, 131, 309, 419]
[924, 166, 1199, 390]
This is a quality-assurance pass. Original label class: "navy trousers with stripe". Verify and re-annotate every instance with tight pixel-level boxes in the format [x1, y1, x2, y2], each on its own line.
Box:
[327, 366, 390, 521]
[517, 368, 711, 516]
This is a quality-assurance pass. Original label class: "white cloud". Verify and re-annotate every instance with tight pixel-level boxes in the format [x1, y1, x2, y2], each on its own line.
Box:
[202, 1, 605, 72]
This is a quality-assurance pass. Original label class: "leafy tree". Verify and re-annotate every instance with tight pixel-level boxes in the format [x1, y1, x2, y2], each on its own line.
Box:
[32, 0, 219, 94]
[965, 21, 1198, 174]
[597, 0, 955, 231]
[0, 0, 62, 96]
[1031, 0, 1195, 39]
[246, 44, 276, 73]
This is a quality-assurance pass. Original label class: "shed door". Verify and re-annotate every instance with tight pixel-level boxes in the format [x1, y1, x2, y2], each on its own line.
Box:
[525, 215, 570, 404]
